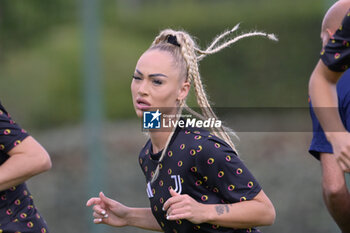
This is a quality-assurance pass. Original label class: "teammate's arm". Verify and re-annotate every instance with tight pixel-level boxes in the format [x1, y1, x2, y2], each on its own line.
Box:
[320, 153, 350, 232]
[309, 60, 350, 171]
[0, 136, 52, 191]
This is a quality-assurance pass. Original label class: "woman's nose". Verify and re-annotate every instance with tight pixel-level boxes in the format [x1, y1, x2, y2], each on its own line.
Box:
[137, 80, 149, 96]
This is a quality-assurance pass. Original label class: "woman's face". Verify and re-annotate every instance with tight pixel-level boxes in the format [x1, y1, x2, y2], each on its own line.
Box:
[131, 49, 190, 118]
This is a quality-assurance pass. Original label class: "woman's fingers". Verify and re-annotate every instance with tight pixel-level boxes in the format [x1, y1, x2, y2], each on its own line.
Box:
[166, 204, 193, 220]
[93, 212, 103, 219]
[163, 195, 183, 211]
[87, 193, 111, 225]
[93, 205, 108, 217]
[166, 201, 186, 216]
[165, 196, 194, 220]
[92, 209, 109, 225]
[93, 211, 109, 219]
[163, 192, 205, 224]
[91, 208, 109, 225]
[167, 212, 189, 221]
[86, 197, 101, 206]
[99, 192, 116, 206]
[87, 191, 111, 207]
[93, 218, 103, 224]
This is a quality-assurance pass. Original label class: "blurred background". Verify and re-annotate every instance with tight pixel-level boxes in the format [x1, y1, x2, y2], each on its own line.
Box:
[0, 0, 343, 232]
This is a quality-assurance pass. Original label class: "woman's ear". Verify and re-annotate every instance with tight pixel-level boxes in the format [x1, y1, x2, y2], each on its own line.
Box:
[177, 82, 191, 102]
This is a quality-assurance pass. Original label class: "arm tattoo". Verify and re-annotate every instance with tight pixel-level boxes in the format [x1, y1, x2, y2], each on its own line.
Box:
[215, 205, 225, 215]
[215, 204, 232, 216]
[224, 204, 230, 213]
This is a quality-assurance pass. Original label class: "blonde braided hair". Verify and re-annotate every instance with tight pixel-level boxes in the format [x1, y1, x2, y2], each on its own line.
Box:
[149, 25, 277, 183]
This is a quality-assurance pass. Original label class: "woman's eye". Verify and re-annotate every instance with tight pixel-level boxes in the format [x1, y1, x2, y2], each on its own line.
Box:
[132, 75, 142, 80]
[153, 79, 162, 85]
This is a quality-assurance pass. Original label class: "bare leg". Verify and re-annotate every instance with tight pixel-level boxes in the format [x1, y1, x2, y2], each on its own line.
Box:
[321, 153, 350, 233]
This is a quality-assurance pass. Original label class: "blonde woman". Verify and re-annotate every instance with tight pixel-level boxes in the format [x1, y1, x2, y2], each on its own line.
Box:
[87, 27, 276, 233]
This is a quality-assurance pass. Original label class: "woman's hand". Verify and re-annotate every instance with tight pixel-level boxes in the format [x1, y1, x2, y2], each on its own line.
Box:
[163, 189, 275, 229]
[162, 189, 207, 224]
[86, 192, 130, 227]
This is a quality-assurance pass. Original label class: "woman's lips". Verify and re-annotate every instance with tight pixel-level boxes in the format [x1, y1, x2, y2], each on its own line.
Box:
[136, 98, 151, 110]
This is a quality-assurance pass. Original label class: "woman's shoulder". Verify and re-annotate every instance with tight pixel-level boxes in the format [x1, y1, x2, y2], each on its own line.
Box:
[0, 102, 8, 117]
[175, 125, 215, 147]
[177, 126, 236, 157]
[138, 138, 152, 159]
[177, 125, 211, 138]
[180, 125, 230, 143]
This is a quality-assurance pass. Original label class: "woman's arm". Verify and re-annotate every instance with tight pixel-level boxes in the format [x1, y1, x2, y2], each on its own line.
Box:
[0, 136, 52, 191]
[87, 192, 163, 231]
[163, 189, 275, 229]
[206, 190, 275, 228]
[125, 207, 163, 231]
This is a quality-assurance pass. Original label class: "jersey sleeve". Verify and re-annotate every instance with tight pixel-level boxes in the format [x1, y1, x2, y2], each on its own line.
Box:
[0, 105, 29, 154]
[195, 136, 262, 203]
[321, 9, 350, 72]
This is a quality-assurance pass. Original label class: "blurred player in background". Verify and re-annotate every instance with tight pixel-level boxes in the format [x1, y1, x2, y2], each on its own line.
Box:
[309, 0, 350, 232]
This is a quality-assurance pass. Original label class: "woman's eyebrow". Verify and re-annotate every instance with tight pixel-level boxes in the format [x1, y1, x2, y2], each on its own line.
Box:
[149, 73, 168, 78]
[135, 69, 168, 78]
[135, 69, 143, 76]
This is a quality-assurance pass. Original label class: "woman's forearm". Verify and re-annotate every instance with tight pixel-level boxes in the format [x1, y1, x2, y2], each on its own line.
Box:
[0, 153, 51, 191]
[0, 136, 51, 191]
[205, 199, 275, 228]
[126, 208, 163, 231]
[165, 189, 275, 229]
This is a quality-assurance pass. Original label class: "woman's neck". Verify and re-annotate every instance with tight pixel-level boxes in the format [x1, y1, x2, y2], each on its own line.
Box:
[149, 129, 173, 154]
[148, 112, 178, 154]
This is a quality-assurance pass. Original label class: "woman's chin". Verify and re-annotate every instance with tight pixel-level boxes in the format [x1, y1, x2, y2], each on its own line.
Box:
[135, 109, 143, 118]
